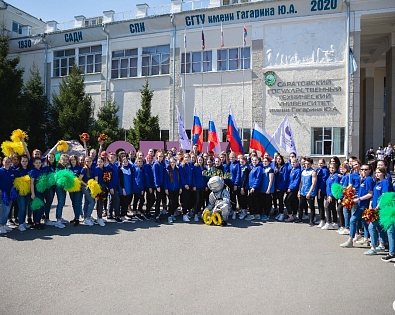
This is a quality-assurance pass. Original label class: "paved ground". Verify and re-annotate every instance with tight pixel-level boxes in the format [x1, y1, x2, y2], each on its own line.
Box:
[1, 197, 395, 315]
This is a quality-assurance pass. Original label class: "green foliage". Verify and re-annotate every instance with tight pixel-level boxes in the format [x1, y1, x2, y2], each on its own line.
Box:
[52, 65, 95, 141]
[127, 79, 160, 148]
[0, 26, 26, 143]
[23, 64, 51, 149]
[91, 99, 122, 148]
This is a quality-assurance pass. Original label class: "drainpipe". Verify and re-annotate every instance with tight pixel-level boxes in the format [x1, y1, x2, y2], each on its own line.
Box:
[103, 24, 110, 102]
[41, 34, 48, 97]
[171, 13, 176, 141]
[344, 0, 350, 159]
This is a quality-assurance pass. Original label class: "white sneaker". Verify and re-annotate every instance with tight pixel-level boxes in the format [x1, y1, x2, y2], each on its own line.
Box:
[18, 224, 26, 232]
[183, 215, 190, 222]
[353, 234, 363, 242]
[84, 218, 94, 226]
[4, 225, 12, 231]
[232, 212, 236, 220]
[0, 226, 7, 234]
[317, 221, 325, 228]
[97, 218, 106, 227]
[336, 227, 345, 234]
[168, 216, 173, 223]
[332, 223, 339, 230]
[340, 229, 350, 235]
[45, 221, 55, 226]
[277, 214, 285, 222]
[194, 214, 199, 222]
[321, 223, 331, 230]
[55, 221, 65, 228]
[60, 218, 69, 224]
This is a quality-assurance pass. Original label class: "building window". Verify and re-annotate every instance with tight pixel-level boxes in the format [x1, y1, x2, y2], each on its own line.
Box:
[181, 51, 212, 73]
[223, 0, 249, 4]
[85, 17, 103, 27]
[217, 47, 250, 71]
[111, 49, 138, 79]
[78, 45, 102, 74]
[12, 21, 22, 34]
[142, 45, 170, 76]
[53, 49, 75, 77]
[311, 127, 345, 156]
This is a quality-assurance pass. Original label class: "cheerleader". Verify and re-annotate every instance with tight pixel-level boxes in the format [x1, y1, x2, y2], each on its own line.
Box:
[93, 157, 108, 227]
[297, 157, 317, 226]
[107, 152, 121, 222]
[260, 157, 274, 221]
[54, 154, 70, 228]
[42, 153, 56, 226]
[238, 155, 250, 220]
[164, 157, 182, 223]
[119, 157, 133, 221]
[16, 155, 31, 231]
[179, 153, 194, 222]
[192, 156, 206, 221]
[316, 159, 329, 228]
[79, 156, 97, 226]
[321, 163, 340, 230]
[29, 157, 45, 230]
[338, 163, 350, 235]
[0, 157, 16, 234]
[69, 155, 83, 226]
[340, 164, 374, 248]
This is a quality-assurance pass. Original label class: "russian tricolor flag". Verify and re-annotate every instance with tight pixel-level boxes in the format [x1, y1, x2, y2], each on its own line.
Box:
[208, 115, 221, 154]
[250, 122, 279, 158]
[192, 108, 203, 152]
[227, 106, 244, 156]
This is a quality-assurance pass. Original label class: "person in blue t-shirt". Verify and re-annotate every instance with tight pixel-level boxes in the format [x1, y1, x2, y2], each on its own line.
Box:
[29, 157, 45, 230]
[15, 155, 31, 232]
[69, 155, 83, 226]
[321, 163, 340, 230]
[0, 157, 17, 234]
[79, 156, 97, 226]
[297, 157, 317, 226]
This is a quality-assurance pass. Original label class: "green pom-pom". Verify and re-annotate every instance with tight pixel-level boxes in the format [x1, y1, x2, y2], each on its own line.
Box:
[379, 205, 395, 231]
[31, 197, 44, 211]
[47, 172, 56, 187]
[378, 192, 395, 209]
[331, 182, 344, 200]
[55, 169, 75, 190]
[36, 174, 49, 193]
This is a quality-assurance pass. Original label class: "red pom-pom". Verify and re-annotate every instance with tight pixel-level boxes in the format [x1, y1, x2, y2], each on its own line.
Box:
[98, 134, 108, 142]
[342, 185, 356, 210]
[80, 133, 90, 142]
[103, 172, 112, 182]
[362, 208, 379, 223]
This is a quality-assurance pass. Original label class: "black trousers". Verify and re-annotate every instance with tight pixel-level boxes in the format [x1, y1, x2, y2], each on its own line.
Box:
[284, 190, 298, 216]
[181, 188, 195, 214]
[133, 192, 144, 213]
[237, 189, 248, 210]
[336, 201, 344, 227]
[317, 194, 325, 221]
[260, 193, 272, 216]
[298, 195, 315, 222]
[229, 183, 238, 211]
[155, 187, 165, 216]
[248, 190, 260, 215]
[120, 194, 132, 217]
[325, 197, 338, 223]
[194, 188, 205, 214]
[274, 191, 285, 214]
[145, 188, 156, 216]
[167, 190, 179, 216]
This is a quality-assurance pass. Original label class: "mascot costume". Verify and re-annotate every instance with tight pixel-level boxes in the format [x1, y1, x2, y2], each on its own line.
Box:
[203, 176, 230, 226]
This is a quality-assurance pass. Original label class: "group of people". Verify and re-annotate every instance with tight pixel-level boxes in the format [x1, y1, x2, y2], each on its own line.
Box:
[1, 140, 395, 265]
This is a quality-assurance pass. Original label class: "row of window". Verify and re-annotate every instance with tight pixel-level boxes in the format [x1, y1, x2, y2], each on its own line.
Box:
[52, 45, 251, 77]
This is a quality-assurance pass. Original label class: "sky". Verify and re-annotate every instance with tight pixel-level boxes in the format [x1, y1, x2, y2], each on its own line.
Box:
[12, 0, 171, 24]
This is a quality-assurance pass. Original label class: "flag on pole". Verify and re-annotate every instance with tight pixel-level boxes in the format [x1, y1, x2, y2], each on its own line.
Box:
[243, 25, 247, 47]
[250, 122, 279, 158]
[220, 22, 224, 48]
[192, 108, 203, 152]
[272, 115, 297, 156]
[227, 106, 244, 156]
[349, 48, 358, 74]
[208, 115, 221, 155]
[201, 28, 205, 50]
[177, 106, 191, 150]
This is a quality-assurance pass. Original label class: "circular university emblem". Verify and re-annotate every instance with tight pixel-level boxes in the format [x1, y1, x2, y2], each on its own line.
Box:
[264, 71, 276, 86]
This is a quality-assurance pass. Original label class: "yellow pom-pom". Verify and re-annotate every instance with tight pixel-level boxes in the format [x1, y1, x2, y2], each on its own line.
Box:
[11, 129, 28, 142]
[13, 175, 31, 196]
[203, 209, 213, 225]
[57, 140, 68, 152]
[212, 212, 223, 226]
[87, 179, 102, 198]
[11, 141, 25, 155]
[66, 178, 82, 193]
[1, 141, 14, 156]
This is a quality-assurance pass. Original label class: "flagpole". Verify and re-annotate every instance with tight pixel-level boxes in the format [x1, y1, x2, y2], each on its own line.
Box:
[241, 25, 246, 146]
[183, 28, 187, 122]
[220, 22, 223, 126]
[201, 26, 205, 139]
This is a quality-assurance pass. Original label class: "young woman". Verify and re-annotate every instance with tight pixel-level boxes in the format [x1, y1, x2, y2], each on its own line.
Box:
[192, 156, 206, 222]
[79, 156, 98, 226]
[212, 157, 225, 177]
[321, 163, 340, 230]
[228, 152, 240, 219]
[119, 157, 133, 221]
[94, 157, 107, 227]
[16, 155, 31, 231]
[284, 158, 301, 222]
[29, 157, 45, 230]
[274, 155, 289, 222]
[42, 153, 57, 226]
[164, 157, 182, 223]
[0, 157, 16, 234]
[143, 154, 156, 219]
[153, 150, 167, 223]
[340, 164, 374, 248]
[245, 156, 262, 221]
[238, 155, 250, 220]
[260, 157, 274, 221]
[69, 155, 83, 227]
[338, 163, 350, 235]
[179, 153, 194, 222]
[54, 154, 70, 229]
[297, 157, 317, 226]
[204, 157, 213, 207]
[132, 157, 146, 220]
[363, 167, 390, 255]
[316, 159, 329, 228]
[107, 152, 121, 221]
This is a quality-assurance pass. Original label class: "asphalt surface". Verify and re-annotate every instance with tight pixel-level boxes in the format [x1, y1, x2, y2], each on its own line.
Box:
[1, 196, 395, 315]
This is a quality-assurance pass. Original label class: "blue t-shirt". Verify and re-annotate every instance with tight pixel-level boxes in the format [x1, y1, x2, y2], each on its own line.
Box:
[80, 167, 96, 184]
[357, 176, 375, 207]
[372, 179, 390, 208]
[300, 167, 316, 197]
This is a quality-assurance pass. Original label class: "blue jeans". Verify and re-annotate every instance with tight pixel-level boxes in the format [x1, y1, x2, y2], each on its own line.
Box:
[350, 205, 364, 238]
[55, 186, 66, 219]
[0, 199, 12, 225]
[343, 208, 351, 229]
[69, 191, 82, 220]
[17, 194, 31, 224]
[44, 186, 56, 220]
[388, 224, 395, 255]
[82, 187, 96, 218]
[368, 221, 379, 247]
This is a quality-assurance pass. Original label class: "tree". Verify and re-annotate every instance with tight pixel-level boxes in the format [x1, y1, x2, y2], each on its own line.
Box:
[0, 26, 26, 142]
[23, 64, 51, 150]
[91, 99, 122, 148]
[52, 65, 95, 141]
[127, 79, 160, 148]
